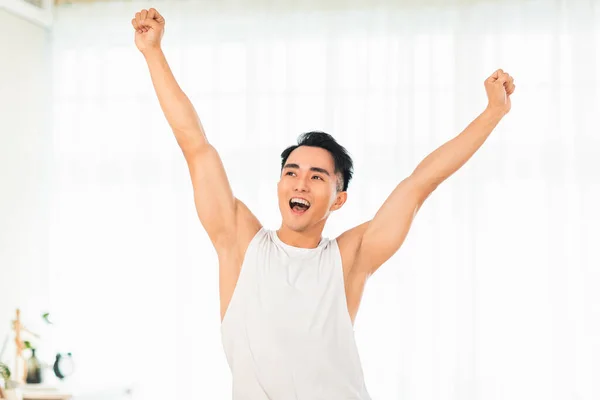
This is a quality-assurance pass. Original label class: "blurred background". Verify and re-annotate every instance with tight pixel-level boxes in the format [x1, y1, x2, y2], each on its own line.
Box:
[1, 0, 599, 399]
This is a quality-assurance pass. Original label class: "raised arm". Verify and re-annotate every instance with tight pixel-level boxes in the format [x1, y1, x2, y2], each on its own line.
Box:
[344, 69, 516, 276]
[132, 9, 260, 250]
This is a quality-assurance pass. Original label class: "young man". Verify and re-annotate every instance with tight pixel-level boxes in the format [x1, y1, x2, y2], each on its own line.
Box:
[132, 8, 515, 399]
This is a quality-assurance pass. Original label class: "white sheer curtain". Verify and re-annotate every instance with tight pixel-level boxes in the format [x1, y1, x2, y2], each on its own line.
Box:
[49, 0, 600, 399]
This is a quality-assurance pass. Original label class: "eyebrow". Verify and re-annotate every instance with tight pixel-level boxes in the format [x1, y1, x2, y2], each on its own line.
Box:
[283, 163, 331, 177]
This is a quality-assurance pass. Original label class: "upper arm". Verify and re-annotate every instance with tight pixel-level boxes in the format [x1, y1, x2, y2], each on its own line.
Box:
[185, 144, 260, 250]
[339, 176, 433, 276]
[357, 176, 431, 273]
[336, 221, 371, 278]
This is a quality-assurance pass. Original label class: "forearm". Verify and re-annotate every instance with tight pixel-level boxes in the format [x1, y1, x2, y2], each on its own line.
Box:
[412, 107, 505, 189]
[143, 48, 207, 150]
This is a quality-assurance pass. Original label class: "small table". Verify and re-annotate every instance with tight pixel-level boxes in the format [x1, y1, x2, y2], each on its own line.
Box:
[19, 385, 71, 400]
[23, 394, 72, 400]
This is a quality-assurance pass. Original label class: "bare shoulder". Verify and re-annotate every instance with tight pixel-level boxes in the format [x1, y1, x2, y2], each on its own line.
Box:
[336, 221, 370, 278]
[214, 198, 262, 258]
[216, 198, 261, 322]
[336, 221, 373, 324]
[233, 198, 262, 255]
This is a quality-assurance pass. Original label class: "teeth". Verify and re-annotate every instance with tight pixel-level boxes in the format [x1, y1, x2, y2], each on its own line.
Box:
[290, 197, 310, 207]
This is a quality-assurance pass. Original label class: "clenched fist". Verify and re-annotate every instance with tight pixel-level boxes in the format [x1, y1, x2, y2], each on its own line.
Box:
[131, 8, 165, 54]
[484, 69, 515, 116]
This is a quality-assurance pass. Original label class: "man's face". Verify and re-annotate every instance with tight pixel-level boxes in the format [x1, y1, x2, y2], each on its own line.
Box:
[277, 146, 347, 232]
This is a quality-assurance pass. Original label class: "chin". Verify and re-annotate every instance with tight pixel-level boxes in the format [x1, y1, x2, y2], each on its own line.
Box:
[278, 210, 308, 232]
[282, 217, 310, 232]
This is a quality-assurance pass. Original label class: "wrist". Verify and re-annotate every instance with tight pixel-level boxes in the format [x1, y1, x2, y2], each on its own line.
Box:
[482, 106, 506, 121]
[142, 46, 163, 59]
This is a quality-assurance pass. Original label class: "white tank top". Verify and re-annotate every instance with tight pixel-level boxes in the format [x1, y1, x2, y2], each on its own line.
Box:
[221, 228, 372, 399]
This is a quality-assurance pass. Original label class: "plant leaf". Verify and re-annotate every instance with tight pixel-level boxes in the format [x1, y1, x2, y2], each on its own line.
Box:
[0, 362, 10, 381]
[42, 313, 53, 325]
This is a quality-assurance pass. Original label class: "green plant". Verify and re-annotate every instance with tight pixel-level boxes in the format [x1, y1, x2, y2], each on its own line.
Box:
[42, 312, 53, 325]
[0, 362, 10, 389]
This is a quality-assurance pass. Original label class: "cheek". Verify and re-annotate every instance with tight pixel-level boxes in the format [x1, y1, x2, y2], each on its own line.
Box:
[313, 187, 335, 210]
[277, 180, 290, 204]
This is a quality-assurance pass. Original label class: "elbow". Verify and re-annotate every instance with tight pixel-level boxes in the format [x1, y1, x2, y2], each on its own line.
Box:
[181, 141, 214, 163]
[173, 124, 208, 153]
[406, 173, 438, 201]
[176, 133, 209, 156]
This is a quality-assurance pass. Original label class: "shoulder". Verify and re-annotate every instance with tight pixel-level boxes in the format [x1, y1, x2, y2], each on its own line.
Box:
[335, 221, 370, 277]
[234, 198, 262, 245]
[214, 198, 262, 259]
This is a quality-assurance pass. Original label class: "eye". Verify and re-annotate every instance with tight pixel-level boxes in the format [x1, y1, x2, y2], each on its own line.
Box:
[312, 175, 324, 181]
[285, 171, 296, 176]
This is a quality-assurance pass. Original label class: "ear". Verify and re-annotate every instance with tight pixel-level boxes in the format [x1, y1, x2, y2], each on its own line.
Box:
[330, 191, 347, 211]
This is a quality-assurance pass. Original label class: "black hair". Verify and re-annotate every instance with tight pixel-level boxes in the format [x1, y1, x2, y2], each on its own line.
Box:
[280, 131, 354, 192]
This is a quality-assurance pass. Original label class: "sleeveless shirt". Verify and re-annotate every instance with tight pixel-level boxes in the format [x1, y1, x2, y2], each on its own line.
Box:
[221, 228, 372, 399]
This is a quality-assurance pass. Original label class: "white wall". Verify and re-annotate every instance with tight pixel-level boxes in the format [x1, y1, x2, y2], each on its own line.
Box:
[0, 8, 52, 373]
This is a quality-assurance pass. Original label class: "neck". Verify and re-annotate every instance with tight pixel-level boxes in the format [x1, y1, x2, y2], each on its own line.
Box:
[276, 222, 325, 249]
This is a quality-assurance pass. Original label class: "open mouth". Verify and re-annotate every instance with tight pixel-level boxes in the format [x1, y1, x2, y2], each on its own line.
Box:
[289, 197, 311, 215]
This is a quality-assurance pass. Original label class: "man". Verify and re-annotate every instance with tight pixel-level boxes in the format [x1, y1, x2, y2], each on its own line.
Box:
[132, 8, 515, 399]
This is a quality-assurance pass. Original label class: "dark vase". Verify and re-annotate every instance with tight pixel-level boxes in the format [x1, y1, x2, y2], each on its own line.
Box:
[26, 348, 42, 384]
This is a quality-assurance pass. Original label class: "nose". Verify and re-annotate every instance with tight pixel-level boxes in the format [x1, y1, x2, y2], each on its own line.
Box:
[293, 175, 309, 192]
